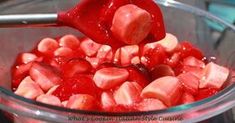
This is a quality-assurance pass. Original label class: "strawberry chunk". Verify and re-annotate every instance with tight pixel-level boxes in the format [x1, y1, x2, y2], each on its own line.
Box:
[183, 56, 205, 68]
[59, 34, 80, 50]
[151, 64, 175, 80]
[141, 76, 182, 106]
[53, 47, 73, 57]
[180, 92, 195, 104]
[80, 38, 101, 57]
[37, 38, 59, 55]
[62, 58, 92, 78]
[199, 62, 229, 89]
[181, 65, 204, 78]
[93, 67, 129, 89]
[114, 81, 142, 105]
[111, 4, 152, 44]
[101, 92, 116, 109]
[46, 85, 59, 95]
[66, 94, 97, 110]
[96, 45, 113, 62]
[85, 57, 101, 69]
[29, 62, 61, 91]
[119, 45, 139, 66]
[19, 53, 38, 64]
[52, 75, 100, 101]
[178, 72, 199, 95]
[136, 98, 167, 111]
[178, 42, 204, 60]
[14, 76, 44, 99]
[36, 94, 62, 106]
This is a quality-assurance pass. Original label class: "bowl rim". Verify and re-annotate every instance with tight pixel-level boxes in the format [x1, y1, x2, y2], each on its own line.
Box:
[0, 0, 235, 119]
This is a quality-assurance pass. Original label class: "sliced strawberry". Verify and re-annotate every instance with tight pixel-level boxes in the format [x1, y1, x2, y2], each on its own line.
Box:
[131, 56, 140, 65]
[180, 92, 195, 104]
[52, 74, 100, 101]
[178, 42, 204, 60]
[141, 44, 167, 69]
[29, 62, 61, 91]
[101, 91, 116, 109]
[136, 98, 167, 111]
[195, 88, 219, 101]
[113, 48, 121, 64]
[96, 63, 117, 71]
[141, 76, 182, 106]
[62, 101, 68, 107]
[181, 65, 204, 79]
[62, 58, 92, 78]
[165, 52, 181, 68]
[14, 76, 44, 99]
[18, 53, 38, 64]
[199, 62, 229, 89]
[114, 81, 142, 105]
[66, 94, 97, 110]
[37, 38, 59, 55]
[151, 64, 175, 80]
[119, 45, 139, 66]
[80, 38, 101, 57]
[183, 56, 205, 68]
[96, 45, 113, 62]
[36, 94, 62, 106]
[126, 65, 150, 87]
[85, 57, 101, 69]
[111, 4, 152, 44]
[93, 67, 129, 89]
[59, 34, 80, 50]
[178, 72, 199, 95]
[46, 85, 59, 95]
[53, 47, 73, 57]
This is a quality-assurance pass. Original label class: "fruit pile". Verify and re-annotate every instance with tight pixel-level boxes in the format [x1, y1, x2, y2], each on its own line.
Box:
[11, 33, 230, 112]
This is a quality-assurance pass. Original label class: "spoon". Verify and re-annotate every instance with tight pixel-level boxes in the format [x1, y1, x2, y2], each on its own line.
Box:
[0, 0, 165, 48]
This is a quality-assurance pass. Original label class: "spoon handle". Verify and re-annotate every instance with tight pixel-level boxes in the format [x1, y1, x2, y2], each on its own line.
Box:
[0, 13, 58, 27]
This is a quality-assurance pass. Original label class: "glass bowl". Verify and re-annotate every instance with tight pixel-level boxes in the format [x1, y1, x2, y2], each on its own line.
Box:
[0, 0, 235, 123]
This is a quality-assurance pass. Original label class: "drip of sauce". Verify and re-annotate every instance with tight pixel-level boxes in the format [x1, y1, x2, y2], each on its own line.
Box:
[58, 0, 165, 49]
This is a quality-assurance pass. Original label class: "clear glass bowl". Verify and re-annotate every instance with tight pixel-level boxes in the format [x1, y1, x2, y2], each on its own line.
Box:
[0, 0, 235, 123]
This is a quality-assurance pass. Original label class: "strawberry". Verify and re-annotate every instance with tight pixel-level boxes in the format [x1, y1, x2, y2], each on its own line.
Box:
[18, 53, 38, 64]
[151, 64, 175, 80]
[29, 62, 61, 91]
[62, 58, 92, 78]
[178, 72, 199, 95]
[59, 34, 80, 50]
[93, 67, 129, 89]
[66, 94, 97, 110]
[80, 38, 101, 57]
[96, 45, 113, 62]
[114, 81, 142, 105]
[178, 41, 204, 60]
[180, 92, 195, 104]
[53, 47, 73, 57]
[183, 56, 205, 68]
[136, 98, 167, 111]
[101, 91, 116, 109]
[119, 45, 139, 66]
[52, 74, 100, 101]
[111, 4, 152, 44]
[37, 38, 59, 55]
[195, 88, 219, 101]
[36, 94, 62, 106]
[141, 76, 182, 106]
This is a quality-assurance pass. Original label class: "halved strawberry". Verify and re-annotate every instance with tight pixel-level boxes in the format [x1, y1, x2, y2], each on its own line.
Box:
[113, 81, 142, 105]
[183, 56, 205, 68]
[37, 38, 59, 55]
[66, 94, 97, 110]
[29, 62, 61, 91]
[141, 44, 167, 69]
[80, 38, 101, 57]
[101, 91, 116, 109]
[59, 34, 80, 50]
[126, 65, 150, 87]
[36, 94, 62, 106]
[93, 67, 129, 89]
[53, 47, 73, 57]
[85, 57, 101, 69]
[178, 72, 199, 95]
[195, 88, 219, 101]
[62, 58, 92, 78]
[180, 92, 195, 104]
[151, 64, 175, 80]
[111, 4, 152, 44]
[14, 76, 44, 99]
[199, 62, 229, 89]
[181, 65, 204, 79]
[141, 76, 182, 106]
[52, 74, 100, 101]
[165, 52, 181, 68]
[136, 98, 167, 111]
